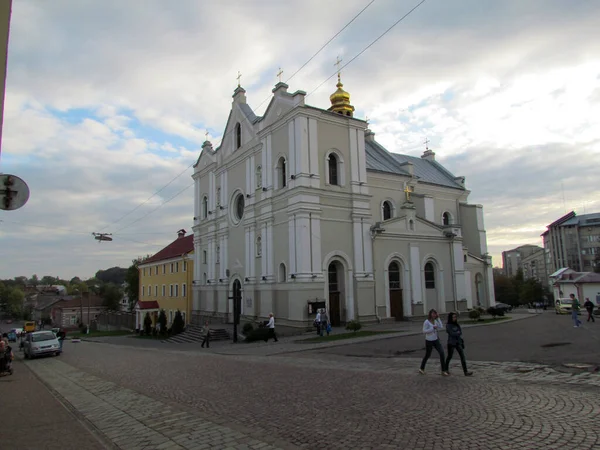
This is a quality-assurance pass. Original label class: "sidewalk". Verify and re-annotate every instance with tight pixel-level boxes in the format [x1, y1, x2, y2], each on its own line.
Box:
[79, 310, 539, 359]
[0, 359, 109, 450]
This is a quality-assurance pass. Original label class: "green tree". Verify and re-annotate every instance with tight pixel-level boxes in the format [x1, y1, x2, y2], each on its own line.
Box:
[100, 283, 122, 311]
[519, 278, 544, 306]
[158, 309, 168, 336]
[40, 275, 57, 285]
[124, 260, 140, 309]
[29, 274, 39, 286]
[143, 312, 152, 335]
[172, 310, 185, 335]
[70, 276, 82, 285]
[14, 276, 28, 286]
[493, 274, 519, 306]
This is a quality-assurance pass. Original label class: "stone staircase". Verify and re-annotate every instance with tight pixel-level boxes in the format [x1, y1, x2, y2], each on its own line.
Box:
[163, 324, 231, 344]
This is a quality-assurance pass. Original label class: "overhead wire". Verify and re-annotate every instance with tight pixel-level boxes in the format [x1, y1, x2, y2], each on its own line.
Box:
[95, 0, 377, 235]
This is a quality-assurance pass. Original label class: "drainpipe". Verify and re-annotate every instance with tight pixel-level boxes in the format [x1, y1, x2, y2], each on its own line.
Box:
[449, 234, 458, 313]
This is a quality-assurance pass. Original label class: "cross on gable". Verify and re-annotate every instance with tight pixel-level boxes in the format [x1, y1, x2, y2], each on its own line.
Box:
[424, 137, 430, 150]
[403, 183, 414, 202]
[236, 71, 242, 87]
[205, 130, 209, 141]
[334, 55, 343, 73]
[277, 67, 283, 82]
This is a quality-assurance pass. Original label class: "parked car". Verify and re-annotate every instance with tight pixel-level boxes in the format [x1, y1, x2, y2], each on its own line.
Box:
[7, 331, 17, 342]
[23, 331, 61, 359]
[555, 298, 573, 314]
[493, 302, 512, 313]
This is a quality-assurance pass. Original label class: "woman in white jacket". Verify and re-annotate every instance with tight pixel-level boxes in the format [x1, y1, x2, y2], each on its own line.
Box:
[419, 309, 449, 376]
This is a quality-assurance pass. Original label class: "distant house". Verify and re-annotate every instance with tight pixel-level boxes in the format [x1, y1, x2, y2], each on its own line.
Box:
[51, 293, 107, 329]
[550, 268, 600, 306]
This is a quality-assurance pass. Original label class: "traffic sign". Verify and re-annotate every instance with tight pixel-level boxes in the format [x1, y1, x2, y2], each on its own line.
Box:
[0, 174, 30, 211]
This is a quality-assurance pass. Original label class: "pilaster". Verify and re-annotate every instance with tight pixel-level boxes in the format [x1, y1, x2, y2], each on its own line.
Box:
[410, 244, 422, 305]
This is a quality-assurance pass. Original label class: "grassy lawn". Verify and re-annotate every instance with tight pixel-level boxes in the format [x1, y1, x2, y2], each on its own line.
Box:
[462, 316, 510, 325]
[70, 330, 133, 338]
[298, 330, 398, 343]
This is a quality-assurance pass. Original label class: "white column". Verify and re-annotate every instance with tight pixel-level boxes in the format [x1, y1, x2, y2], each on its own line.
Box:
[208, 239, 215, 281]
[222, 170, 228, 208]
[208, 172, 215, 212]
[357, 129, 367, 184]
[308, 118, 319, 187]
[349, 128, 359, 184]
[261, 222, 268, 278]
[310, 213, 322, 275]
[453, 241, 466, 301]
[288, 215, 296, 275]
[223, 235, 229, 281]
[249, 226, 256, 279]
[362, 221, 373, 274]
[295, 213, 311, 275]
[267, 220, 274, 278]
[295, 116, 308, 176]
[245, 227, 251, 280]
[246, 157, 252, 198]
[353, 219, 365, 274]
[194, 176, 199, 219]
[410, 245, 422, 304]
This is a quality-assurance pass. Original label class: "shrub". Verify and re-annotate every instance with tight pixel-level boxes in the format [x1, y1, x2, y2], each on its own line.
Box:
[242, 323, 254, 335]
[172, 310, 185, 335]
[158, 310, 168, 336]
[487, 307, 505, 318]
[143, 313, 152, 336]
[244, 327, 270, 342]
[345, 320, 362, 334]
[468, 309, 481, 320]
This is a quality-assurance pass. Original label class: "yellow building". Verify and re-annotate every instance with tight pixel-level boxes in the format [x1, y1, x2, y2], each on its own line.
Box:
[136, 229, 194, 330]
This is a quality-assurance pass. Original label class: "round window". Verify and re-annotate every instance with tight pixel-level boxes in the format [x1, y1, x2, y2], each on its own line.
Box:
[235, 193, 245, 221]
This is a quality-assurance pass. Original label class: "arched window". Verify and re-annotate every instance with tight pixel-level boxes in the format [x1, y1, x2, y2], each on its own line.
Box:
[442, 212, 451, 226]
[278, 157, 287, 188]
[202, 196, 208, 218]
[328, 153, 339, 185]
[409, 219, 415, 231]
[279, 263, 287, 282]
[383, 201, 392, 221]
[424, 262, 435, 289]
[256, 235, 262, 257]
[235, 123, 241, 149]
[388, 261, 401, 289]
[256, 165, 262, 189]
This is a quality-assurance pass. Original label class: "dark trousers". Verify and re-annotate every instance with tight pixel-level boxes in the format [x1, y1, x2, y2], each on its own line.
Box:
[420, 339, 446, 371]
[446, 344, 468, 373]
[265, 328, 278, 342]
[587, 310, 595, 322]
[201, 334, 210, 348]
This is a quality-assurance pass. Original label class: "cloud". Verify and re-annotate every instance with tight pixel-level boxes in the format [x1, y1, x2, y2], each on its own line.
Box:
[1, 0, 599, 278]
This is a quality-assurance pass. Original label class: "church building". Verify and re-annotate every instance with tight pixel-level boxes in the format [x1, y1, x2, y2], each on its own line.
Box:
[191, 71, 495, 329]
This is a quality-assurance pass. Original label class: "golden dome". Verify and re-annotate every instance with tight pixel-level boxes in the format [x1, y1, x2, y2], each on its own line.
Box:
[328, 73, 355, 117]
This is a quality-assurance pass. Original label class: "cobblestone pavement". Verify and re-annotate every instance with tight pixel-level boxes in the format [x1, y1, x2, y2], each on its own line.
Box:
[46, 340, 600, 450]
[25, 357, 296, 450]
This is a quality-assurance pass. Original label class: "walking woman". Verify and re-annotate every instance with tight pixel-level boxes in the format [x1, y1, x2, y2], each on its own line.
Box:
[445, 312, 473, 376]
[419, 309, 449, 376]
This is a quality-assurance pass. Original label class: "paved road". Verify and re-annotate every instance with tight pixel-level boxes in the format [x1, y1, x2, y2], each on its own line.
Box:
[26, 325, 600, 450]
[304, 312, 600, 367]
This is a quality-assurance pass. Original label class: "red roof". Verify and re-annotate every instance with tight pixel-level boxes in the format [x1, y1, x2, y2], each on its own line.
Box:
[52, 295, 106, 309]
[142, 234, 194, 265]
[137, 300, 160, 310]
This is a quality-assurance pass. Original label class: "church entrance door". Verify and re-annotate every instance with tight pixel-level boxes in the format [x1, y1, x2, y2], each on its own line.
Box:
[389, 261, 403, 320]
[328, 261, 343, 326]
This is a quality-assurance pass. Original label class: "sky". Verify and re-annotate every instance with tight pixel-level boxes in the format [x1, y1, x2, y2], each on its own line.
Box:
[1, 0, 599, 280]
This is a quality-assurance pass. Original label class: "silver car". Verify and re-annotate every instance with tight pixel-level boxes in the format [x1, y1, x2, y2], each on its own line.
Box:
[23, 331, 61, 358]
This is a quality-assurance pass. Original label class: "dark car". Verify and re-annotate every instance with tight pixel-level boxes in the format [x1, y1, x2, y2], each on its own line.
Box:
[7, 331, 17, 342]
[493, 302, 513, 313]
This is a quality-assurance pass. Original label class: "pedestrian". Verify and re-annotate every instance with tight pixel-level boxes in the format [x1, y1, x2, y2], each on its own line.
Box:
[264, 313, 278, 342]
[445, 312, 473, 376]
[419, 309, 449, 376]
[570, 293, 582, 328]
[200, 321, 210, 348]
[315, 309, 322, 335]
[583, 297, 595, 323]
[320, 309, 330, 336]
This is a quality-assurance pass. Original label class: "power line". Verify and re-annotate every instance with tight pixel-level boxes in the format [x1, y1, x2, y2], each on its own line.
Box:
[95, 1, 376, 233]
[112, 182, 194, 234]
[307, 0, 427, 97]
[97, 162, 194, 232]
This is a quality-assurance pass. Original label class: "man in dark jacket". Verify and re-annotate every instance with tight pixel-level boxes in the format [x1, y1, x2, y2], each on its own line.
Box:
[583, 298, 595, 322]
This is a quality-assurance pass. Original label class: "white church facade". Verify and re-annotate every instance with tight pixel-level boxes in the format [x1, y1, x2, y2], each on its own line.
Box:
[191, 74, 495, 328]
